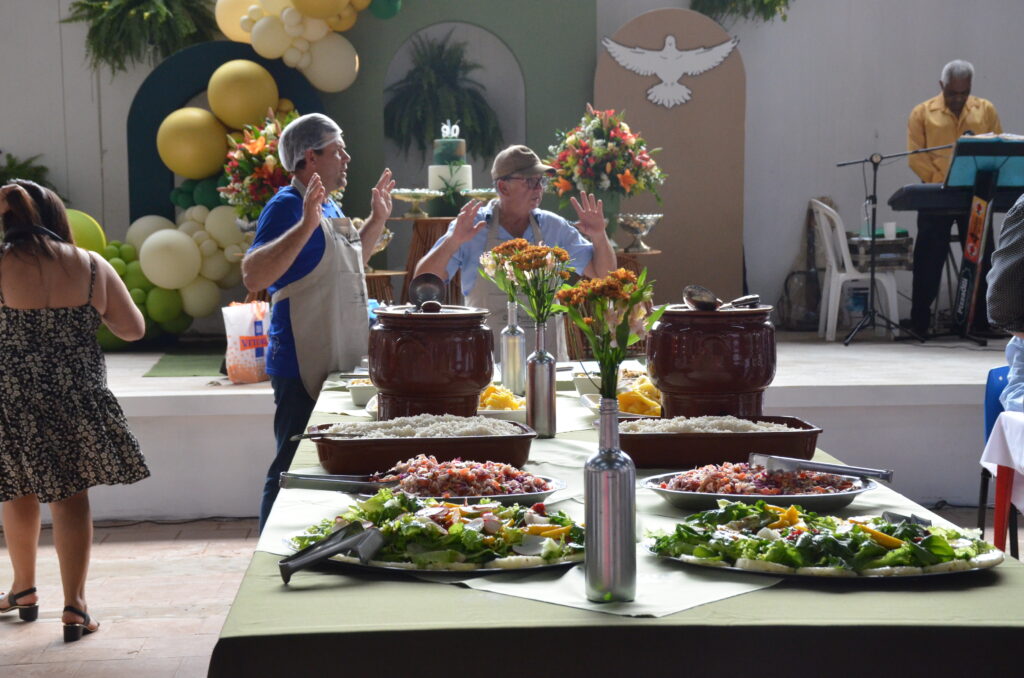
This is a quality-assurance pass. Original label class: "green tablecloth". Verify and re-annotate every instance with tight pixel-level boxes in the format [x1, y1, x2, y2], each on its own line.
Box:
[210, 391, 1024, 677]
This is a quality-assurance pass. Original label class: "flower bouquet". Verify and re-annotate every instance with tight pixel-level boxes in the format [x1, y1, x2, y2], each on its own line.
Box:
[545, 104, 666, 207]
[219, 109, 298, 223]
[555, 268, 664, 398]
[478, 238, 575, 322]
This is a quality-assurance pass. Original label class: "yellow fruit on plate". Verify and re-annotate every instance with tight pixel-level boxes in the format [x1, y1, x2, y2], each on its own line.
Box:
[633, 375, 662, 403]
[617, 390, 661, 416]
[479, 384, 525, 411]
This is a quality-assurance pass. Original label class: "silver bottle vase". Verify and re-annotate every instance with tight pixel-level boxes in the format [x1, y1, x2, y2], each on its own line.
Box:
[500, 301, 526, 396]
[585, 396, 636, 602]
[526, 319, 556, 438]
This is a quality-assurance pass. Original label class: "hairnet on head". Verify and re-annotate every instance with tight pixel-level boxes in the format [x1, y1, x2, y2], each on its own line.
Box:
[277, 113, 342, 172]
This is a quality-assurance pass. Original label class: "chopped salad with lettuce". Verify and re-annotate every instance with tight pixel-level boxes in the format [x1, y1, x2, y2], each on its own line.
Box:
[292, 488, 585, 570]
[649, 500, 1002, 577]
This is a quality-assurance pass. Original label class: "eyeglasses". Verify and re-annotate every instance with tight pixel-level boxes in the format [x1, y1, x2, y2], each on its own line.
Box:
[501, 176, 549, 190]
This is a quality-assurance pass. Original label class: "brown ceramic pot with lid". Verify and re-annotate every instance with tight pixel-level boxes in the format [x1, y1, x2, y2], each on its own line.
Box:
[646, 304, 776, 418]
[369, 304, 494, 420]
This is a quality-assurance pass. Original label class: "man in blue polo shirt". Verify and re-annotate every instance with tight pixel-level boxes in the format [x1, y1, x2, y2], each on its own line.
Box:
[242, 113, 394, 531]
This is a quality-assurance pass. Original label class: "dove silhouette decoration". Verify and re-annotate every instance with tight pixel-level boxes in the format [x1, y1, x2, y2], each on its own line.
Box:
[602, 35, 738, 108]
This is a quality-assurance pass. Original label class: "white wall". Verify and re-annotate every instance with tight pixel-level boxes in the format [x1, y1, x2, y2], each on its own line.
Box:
[2, 0, 1023, 315]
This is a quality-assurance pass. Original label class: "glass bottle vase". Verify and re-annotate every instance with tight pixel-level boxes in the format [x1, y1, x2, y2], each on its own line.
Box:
[584, 396, 636, 602]
[500, 301, 526, 396]
[526, 319, 556, 438]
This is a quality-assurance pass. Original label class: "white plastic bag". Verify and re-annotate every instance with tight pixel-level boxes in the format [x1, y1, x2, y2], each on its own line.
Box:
[222, 301, 270, 384]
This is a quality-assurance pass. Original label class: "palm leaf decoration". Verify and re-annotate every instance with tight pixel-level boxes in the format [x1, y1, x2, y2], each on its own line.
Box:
[62, 0, 218, 74]
[383, 31, 504, 162]
[0, 150, 65, 200]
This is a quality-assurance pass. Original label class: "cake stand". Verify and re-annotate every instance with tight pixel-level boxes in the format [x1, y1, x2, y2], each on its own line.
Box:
[391, 189, 443, 218]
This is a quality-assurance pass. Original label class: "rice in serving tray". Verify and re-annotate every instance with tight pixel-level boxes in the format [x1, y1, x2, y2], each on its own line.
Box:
[323, 413, 521, 438]
[619, 415, 800, 434]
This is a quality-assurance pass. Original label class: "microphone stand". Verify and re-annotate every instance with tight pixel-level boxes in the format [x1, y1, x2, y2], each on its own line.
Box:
[836, 143, 952, 345]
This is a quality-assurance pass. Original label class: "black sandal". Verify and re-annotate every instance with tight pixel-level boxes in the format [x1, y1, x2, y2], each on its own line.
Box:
[62, 605, 98, 642]
[0, 587, 38, 622]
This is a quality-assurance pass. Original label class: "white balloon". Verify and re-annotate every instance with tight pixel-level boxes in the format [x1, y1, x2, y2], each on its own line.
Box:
[300, 32, 358, 92]
[199, 239, 221, 257]
[218, 262, 244, 289]
[298, 51, 312, 69]
[223, 243, 244, 262]
[250, 16, 291, 59]
[293, 37, 309, 51]
[283, 47, 301, 67]
[240, 16, 255, 32]
[186, 205, 210, 223]
[205, 206, 247, 248]
[139, 230, 202, 290]
[192, 230, 211, 244]
[247, 4, 263, 20]
[281, 7, 302, 24]
[178, 220, 203, 236]
[126, 215, 176, 251]
[180, 276, 222, 318]
[301, 18, 329, 42]
[284, 21, 304, 37]
[201, 251, 232, 281]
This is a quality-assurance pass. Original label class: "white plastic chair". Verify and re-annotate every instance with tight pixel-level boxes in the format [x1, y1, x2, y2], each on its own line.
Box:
[809, 199, 900, 341]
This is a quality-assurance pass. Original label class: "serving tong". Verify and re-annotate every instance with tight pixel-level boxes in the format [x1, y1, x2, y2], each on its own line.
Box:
[278, 471, 396, 493]
[278, 526, 386, 584]
[748, 453, 894, 482]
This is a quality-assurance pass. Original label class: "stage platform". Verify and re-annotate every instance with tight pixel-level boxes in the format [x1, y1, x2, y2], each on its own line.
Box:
[86, 332, 1009, 522]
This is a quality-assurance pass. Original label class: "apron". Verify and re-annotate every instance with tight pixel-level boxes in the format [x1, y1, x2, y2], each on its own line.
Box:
[465, 203, 568, 361]
[271, 178, 369, 400]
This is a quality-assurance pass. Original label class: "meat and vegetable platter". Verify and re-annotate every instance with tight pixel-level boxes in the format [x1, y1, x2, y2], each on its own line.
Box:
[288, 488, 585, 573]
[643, 462, 877, 511]
[648, 500, 1003, 578]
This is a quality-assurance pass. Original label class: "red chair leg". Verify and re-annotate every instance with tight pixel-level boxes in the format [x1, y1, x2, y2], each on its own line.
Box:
[993, 466, 1015, 551]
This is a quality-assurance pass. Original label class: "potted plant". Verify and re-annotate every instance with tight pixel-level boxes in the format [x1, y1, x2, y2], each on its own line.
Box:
[383, 31, 504, 162]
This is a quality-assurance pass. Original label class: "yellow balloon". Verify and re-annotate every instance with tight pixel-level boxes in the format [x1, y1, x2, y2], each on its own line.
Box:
[300, 32, 358, 93]
[250, 15, 292, 59]
[350, 0, 370, 10]
[293, 0, 342, 18]
[260, 0, 294, 16]
[207, 60, 279, 130]
[326, 7, 356, 31]
[215, 0, 254, 43]
[156, 108, 228, 180]
[66, 209, 106, 253]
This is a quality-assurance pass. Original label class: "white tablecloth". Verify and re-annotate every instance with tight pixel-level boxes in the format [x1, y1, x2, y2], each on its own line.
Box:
[981, 410, 1024, 511]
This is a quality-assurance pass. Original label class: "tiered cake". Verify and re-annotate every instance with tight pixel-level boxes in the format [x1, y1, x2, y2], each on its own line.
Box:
[427, 122, 473, 191]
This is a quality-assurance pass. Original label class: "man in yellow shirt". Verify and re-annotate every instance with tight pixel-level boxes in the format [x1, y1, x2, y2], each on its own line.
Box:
[906, 59, 1002, 336]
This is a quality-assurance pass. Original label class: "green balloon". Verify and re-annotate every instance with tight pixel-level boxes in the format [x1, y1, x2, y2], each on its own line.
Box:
[180, 179, 198, 193]
[193, 177, 222, 209]
[119, 242, 138, 263]
[96, 324, 129, 350]
[109, 257, 127, 276]
[103, 244, 121, 260]
[369, 0, 402, 19]
[146, 287, 183, 323]
[124, 260, 154, 292]
[130, 288, 147, 305]
[144, 316, 162, 340]
[160, 313, 193, 334]
[170, 186, 194, 209]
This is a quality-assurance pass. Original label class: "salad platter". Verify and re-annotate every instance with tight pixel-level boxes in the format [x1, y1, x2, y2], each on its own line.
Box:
[642, 471, 877, 512]
[648, 500, 1003, 579]
[282, 488, 585, 579]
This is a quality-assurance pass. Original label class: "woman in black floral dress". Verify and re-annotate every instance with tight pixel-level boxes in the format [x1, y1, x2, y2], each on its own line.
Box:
[0, 180, 149, 642]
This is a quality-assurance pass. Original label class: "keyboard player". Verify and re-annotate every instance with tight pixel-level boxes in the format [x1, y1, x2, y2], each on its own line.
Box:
[907, 59, 1002, 336]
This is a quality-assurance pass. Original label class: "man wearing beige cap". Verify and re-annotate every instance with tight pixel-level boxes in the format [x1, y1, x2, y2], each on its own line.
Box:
[415, 144, 616, 357]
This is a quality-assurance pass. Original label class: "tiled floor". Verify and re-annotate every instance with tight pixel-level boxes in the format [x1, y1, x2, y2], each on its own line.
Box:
[1, 507, 1020, 676]
[0, 518, 257, 677]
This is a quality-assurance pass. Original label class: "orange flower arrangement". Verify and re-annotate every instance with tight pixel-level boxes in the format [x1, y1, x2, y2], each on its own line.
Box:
[219, 109, 298, 222]
[480, 238, 574, 323]
[556, 268, 664, 398]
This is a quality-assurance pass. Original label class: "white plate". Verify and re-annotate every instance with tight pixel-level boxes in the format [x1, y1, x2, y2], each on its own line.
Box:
[579, 393, 647, 419]
[476, 408, 527, 423]
[365, 395, 378, 419]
